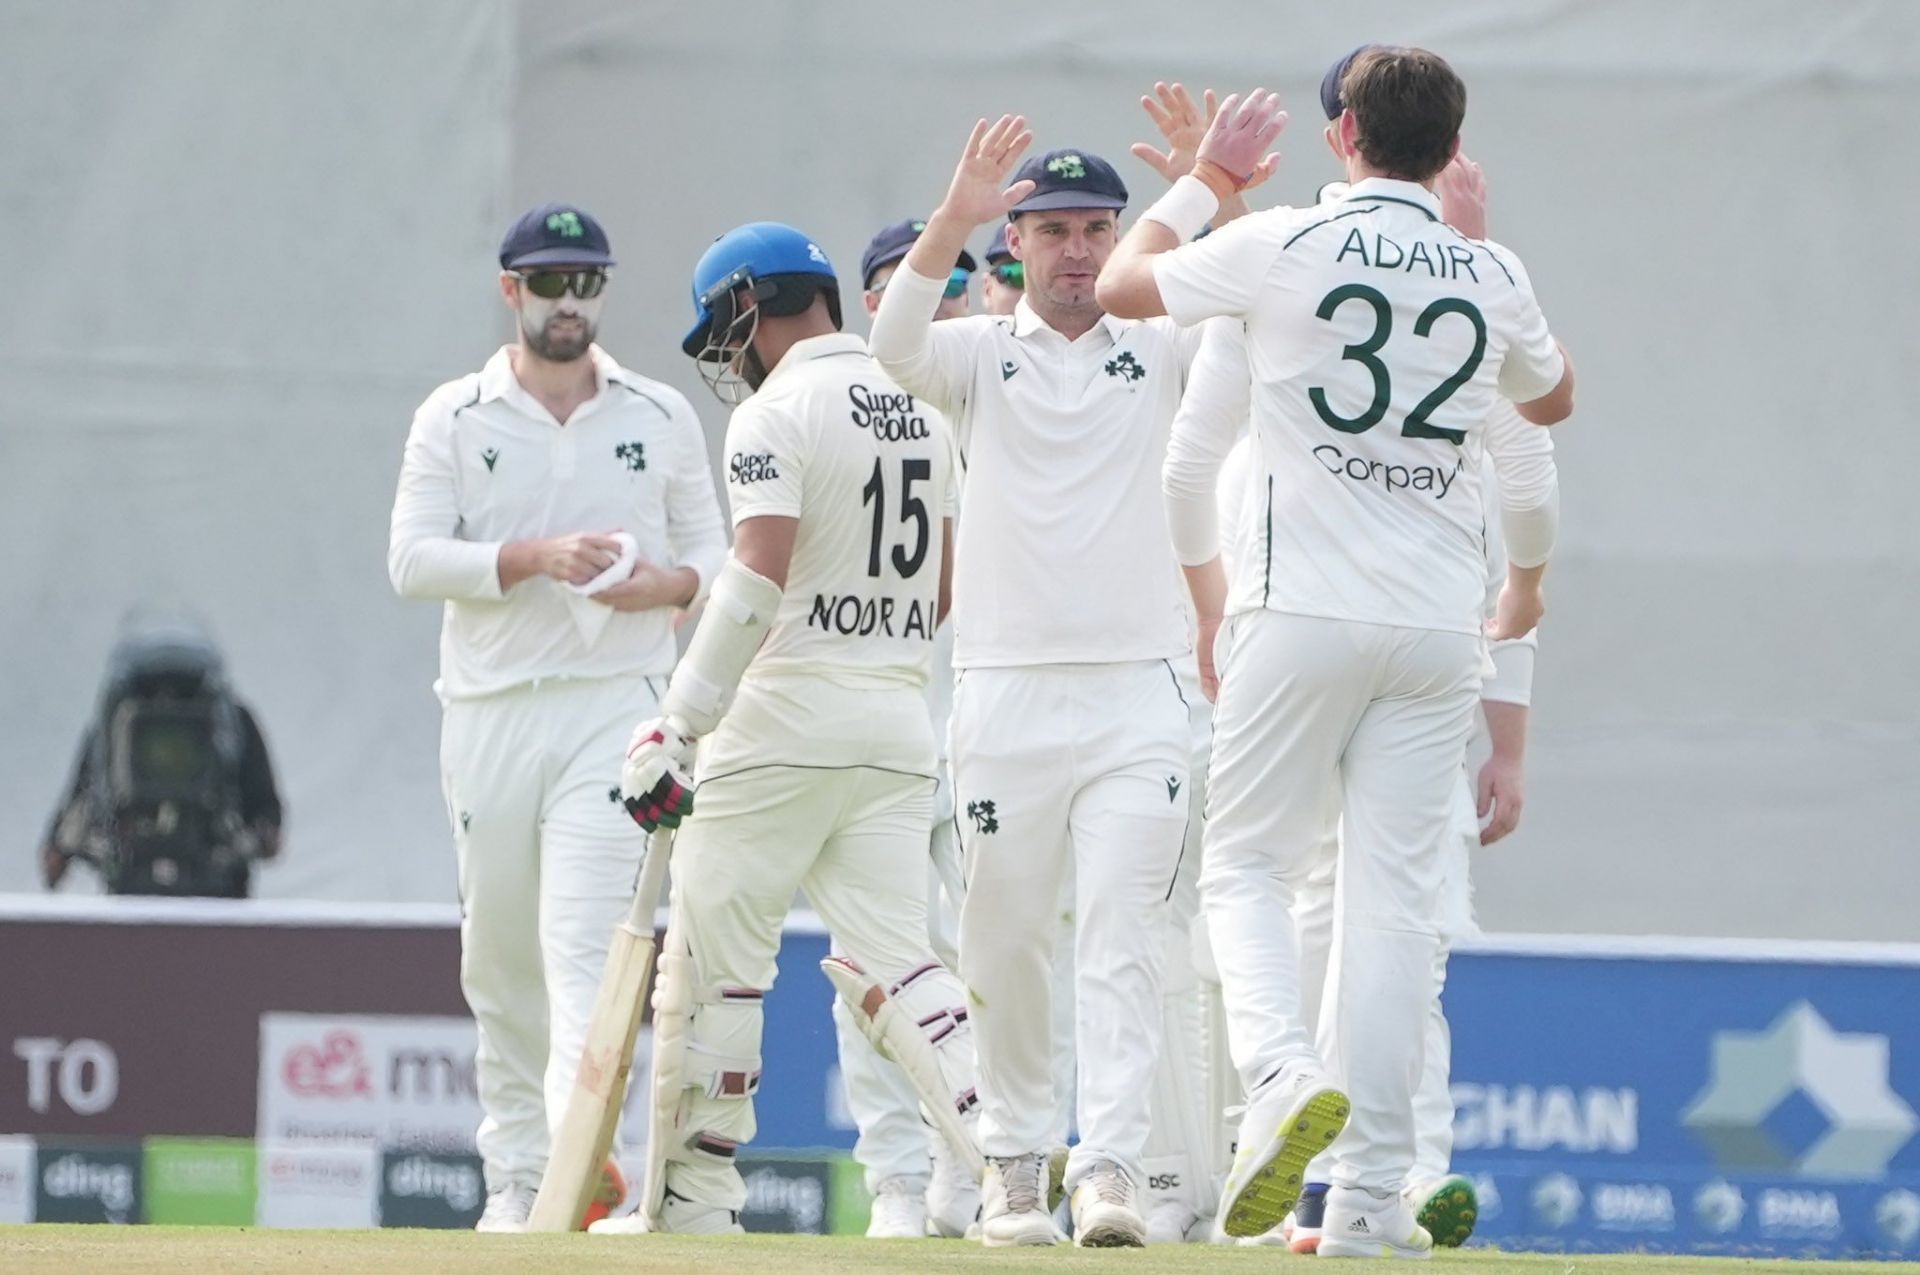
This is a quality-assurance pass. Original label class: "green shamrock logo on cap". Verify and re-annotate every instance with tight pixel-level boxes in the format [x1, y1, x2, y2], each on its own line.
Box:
[1047, 154, 1087, 180]
[545, 210, 585, 238]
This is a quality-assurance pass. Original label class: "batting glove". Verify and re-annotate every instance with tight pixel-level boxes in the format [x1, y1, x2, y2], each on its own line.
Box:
[622, 715, 696, 832]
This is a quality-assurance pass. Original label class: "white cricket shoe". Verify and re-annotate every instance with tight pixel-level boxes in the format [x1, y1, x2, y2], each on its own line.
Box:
[1216, 1069, 1350, 1239]
[1070, 1159, 1146, 1248]
[588, 1189, 744, 1235]
[979, 1153, 1064, 1247]
[866, 1176, 930, 1239]
[926, 1140, 980, 1238]
[475, 1183, 535, 1233]
[1318, 1186, 1434, 1260]
[1145, 1199, 1202, 1244]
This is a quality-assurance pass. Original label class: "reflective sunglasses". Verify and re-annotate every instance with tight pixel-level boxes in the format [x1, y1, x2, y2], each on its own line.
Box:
[872, 266, 971, 300]
[990, 261, 1024, 289]
[512, 268, 609, 300]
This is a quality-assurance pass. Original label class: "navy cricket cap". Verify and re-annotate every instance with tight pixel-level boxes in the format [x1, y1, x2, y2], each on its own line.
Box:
[1008, 148, 1128, 216]
[498, 202, 616, 269]
[1320, 45, 1379, 120]
[984, 222, 1012, 263]
[859, 219, 978, 289]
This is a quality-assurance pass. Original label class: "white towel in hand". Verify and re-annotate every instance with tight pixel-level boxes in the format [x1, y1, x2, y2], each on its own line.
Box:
[563, 532, 638, 644]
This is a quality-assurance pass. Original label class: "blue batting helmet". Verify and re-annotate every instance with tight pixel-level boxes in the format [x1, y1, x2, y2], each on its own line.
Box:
[682, 222, 842, 359]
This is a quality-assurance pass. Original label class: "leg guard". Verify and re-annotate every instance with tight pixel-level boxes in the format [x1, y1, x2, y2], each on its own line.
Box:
[822, 956, 984, 1184]
[644, 942, 763, 1229]
[1140, 910, 1214, 1239]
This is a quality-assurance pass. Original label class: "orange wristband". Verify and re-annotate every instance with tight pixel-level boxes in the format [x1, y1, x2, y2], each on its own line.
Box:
[1193, 158, 1247, 199]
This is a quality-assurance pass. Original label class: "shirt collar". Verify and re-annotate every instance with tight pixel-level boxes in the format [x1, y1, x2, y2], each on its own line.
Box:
[1337, 177, 1442, 222]
[758, 332, 868, 392]
[1011, 297, 1132, 346]
[477, 343, 624, 409]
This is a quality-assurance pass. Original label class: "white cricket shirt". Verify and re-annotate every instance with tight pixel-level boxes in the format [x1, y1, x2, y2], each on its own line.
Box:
[1212, 392, 1552, 707]
[871, 263, 1199, 669]
[388, 345, 728, 701]
[1154, 178, 1564, 636]
[721, 333, 956, 692]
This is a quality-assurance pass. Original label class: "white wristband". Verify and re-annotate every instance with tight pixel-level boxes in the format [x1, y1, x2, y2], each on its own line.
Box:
[1141, 175, 1221, 244]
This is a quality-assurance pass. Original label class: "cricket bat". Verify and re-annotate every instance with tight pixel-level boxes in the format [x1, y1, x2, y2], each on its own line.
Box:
[525, 827, 674, 1231]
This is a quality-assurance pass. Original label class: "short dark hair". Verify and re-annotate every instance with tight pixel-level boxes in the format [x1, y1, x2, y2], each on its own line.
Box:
[1341, 47, 1466, 182]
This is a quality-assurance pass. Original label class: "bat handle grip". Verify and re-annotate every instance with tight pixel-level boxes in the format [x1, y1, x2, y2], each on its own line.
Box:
[623, 828, 674, 933]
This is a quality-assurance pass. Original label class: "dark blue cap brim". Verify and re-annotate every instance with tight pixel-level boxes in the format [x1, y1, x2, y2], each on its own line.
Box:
[1009, 191, 1127, 215]
[863, 244, 978, 288]
[505, 246, 616, 268]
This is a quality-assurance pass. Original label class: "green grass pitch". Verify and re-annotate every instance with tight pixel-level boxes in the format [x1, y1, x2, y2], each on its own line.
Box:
[2, 1227, 1917, 1274]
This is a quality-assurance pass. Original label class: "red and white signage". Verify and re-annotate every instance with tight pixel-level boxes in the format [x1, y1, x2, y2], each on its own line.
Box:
[256, 1014, 481, 1153]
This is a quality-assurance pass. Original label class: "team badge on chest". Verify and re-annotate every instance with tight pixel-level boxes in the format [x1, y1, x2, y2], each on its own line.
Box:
[1104, 351, 1145, 384]
[614, 441, 647, 472]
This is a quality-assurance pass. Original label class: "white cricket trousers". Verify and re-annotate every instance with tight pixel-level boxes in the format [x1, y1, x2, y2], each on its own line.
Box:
[665, 675, 957, 1212]
[1201, 610, 1479, 1194]
[953, 660, 1191, 1190]
[829, 786, 960, 1193]
[1297, 770, 1482, 1187]
[440, 672, 663, 1192]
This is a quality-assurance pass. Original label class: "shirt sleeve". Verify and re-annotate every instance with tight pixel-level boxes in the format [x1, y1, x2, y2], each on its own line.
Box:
[1482, 640, 1536, 707]
[1484, 240, 1567, 404]
[868, 262, 993, 419]
[1163, 318, 1252, 566]
[722, 398, 804, 523]
[1151, 211, 1286, 327]
[387, 389, 507, 602]
[659, 389, 729, 605]
[1482, 398, 1560, 569]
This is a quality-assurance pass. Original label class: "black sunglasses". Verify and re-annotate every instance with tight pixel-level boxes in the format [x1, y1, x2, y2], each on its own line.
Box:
[990, 261, 1024, 288]
[513, 268, 609, 300]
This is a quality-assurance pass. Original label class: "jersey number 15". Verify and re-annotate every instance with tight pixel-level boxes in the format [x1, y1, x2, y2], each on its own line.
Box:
[862, 458, 931, 580]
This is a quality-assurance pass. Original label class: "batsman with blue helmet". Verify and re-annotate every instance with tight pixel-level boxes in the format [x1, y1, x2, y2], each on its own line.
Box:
[590, 223, 983, 1236]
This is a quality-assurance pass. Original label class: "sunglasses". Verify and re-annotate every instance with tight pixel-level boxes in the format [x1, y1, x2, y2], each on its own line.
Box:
[512, 268, 609, 300]
[990, 261, 1024, 289]
[872, 266, 971, 300]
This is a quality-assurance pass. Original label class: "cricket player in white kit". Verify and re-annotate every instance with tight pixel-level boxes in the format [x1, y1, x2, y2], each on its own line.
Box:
[870, 113, 1267, 1248]
[387, 202, 727, 1230]
[601, 222, 978, 1235]
[1100, 47, 1576, 1257]
[830, 216, 982, 1240]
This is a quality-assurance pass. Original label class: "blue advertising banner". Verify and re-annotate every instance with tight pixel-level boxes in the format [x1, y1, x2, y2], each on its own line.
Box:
[752, 925, 1920, 1260]
[1443, 939, 1920, 1261]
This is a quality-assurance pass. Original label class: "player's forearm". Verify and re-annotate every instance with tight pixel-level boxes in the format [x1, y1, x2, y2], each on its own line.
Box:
[1515, 343, 1576, 425]
[905, 205, 977, 291]
[868, 258, 948, 388]
[495, 538, 550, 592]
[1181, 557, 1229, 625]
[1096, 219, 1179, 318]
[1501, 483, 1559, 570]
[1482, 699, 1530, 765]
[389, 532, 509, 601]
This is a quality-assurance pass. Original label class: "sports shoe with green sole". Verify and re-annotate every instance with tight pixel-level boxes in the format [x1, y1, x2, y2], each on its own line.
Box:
[1412, 1173, 1478, 1247]
[1219, 1080, 1351, 1238]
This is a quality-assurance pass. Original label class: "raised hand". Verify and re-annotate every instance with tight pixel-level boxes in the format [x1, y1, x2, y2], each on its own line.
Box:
[1195, 88, 1288, 190]
[1133, 82, 1281, 193]
[1435, 151, 1487, 239]
[937, 115, 1037, 227]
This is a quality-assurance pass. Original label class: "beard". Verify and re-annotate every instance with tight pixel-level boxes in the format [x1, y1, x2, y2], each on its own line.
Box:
[738, 343, 771, 390]
[523, 311, 595, 362]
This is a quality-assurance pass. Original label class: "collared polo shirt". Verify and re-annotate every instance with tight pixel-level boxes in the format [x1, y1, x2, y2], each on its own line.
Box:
[388, 344, 727, 700]
[871, 264, 1200, 669]
[1155, 178, 1565, 635]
